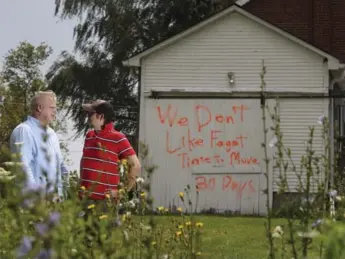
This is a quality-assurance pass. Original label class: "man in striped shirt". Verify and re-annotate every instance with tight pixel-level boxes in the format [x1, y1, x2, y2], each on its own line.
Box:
[79, 100, 141, 201]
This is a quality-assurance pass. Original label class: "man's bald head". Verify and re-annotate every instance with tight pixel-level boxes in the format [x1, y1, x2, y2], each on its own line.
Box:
[30, 90, 57, 125]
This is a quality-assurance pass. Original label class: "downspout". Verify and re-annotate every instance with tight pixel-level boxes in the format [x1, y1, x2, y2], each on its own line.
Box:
[330, 68, 345, 190]
[135, 67, 142, 154]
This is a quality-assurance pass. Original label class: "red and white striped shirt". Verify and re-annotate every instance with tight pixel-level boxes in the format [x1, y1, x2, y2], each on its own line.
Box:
[79, 123, 136, 200]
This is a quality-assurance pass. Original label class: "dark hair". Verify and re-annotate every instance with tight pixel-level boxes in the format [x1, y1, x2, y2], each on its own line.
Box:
[94, 102, 116, 125]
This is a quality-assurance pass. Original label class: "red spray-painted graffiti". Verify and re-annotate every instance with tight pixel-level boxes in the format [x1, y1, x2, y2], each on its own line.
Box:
[156, 103, 260, 169]
[195, 175, 256, 199]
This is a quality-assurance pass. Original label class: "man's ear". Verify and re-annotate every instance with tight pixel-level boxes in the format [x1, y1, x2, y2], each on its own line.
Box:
[36, 104, 42, 112]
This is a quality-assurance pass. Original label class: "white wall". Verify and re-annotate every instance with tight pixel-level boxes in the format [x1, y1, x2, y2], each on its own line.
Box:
[142, 12, 327, 93]
[139, 10, 330, 213]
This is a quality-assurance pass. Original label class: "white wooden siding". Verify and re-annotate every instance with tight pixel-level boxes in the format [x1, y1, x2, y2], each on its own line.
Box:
[273, 99, 328, 192]
[139, 9, 331, 212]
[142, 12, 327, 93]
[142, 99, 271, 214]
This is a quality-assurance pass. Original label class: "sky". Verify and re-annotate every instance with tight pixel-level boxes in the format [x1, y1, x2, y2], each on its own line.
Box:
[0, 0, 84, 171]
[0, 0, 77, 72]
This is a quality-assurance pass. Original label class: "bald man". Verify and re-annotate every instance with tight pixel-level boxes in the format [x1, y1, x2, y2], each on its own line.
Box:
[10, 91, 69, 199]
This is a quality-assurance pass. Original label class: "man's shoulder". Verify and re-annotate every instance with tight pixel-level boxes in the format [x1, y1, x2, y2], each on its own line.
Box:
[108, 130, 127, 139]
[12, 121, 32, 135]
[10, 122, 34, 146]
[101, 130, 128, 142]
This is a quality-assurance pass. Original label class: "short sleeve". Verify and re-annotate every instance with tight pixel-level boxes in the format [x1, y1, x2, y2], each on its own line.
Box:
[118, 136, 136, 160]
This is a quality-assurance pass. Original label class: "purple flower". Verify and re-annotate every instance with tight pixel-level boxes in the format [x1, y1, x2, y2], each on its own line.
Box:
[17, 236, 34, 257]
[35, 223, 49, 237]
[49, 212, 60, 225]
[78, 211, 86, 217]
[112, 217, 122, 227]
[22, 182, 44, 195]
[22, 198, 35, 209]
[311, 219, 323, 228]
[36, 249, 53, 259]
[329, 190, 338, 197]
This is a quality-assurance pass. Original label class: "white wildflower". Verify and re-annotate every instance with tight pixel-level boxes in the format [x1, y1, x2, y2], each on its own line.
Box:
[0, 167, 15, 182]
[140, 222, 152, 230]
[132, 198, 139, 204]
[272, 225, 284, 238]
[128, 200, 136, 208]
[3, 161, 23, 167]
[0, 167, 12, 176]
[297, 230, 319, 238]
[318, 115, 326, 125]
[272, 232, 282, 238]
[119, 164, 125, 175]
[329, 189, 338, 197]
[274, 226, 283, 235]
[136, 177, 144, 183]
[269, 136, 278, 148]
[123, 230, 129, 241]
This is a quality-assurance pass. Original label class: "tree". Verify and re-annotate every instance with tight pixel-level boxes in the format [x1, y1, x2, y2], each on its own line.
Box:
[0, 42, 69, 162]
[0, 42, 51, 145]
[47, 0, 235, 137]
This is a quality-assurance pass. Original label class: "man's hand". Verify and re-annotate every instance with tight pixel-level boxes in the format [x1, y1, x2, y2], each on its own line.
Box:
[105, 189, 122, 200]
[126, 175, 137, 191]
[126, 155, 141, 191]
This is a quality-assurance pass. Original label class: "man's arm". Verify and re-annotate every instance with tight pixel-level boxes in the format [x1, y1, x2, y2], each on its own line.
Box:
[9, 125, 36, 187]
[126, 154, 141, 191]
[118, 137, 141, 191]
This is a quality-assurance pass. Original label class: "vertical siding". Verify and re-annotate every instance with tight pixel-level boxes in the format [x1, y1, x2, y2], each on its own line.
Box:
[142, 12, 326, 93]
[273, 99, 328, 192]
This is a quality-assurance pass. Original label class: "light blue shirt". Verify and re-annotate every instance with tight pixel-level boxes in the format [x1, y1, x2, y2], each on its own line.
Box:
[9, 116, 68, 197]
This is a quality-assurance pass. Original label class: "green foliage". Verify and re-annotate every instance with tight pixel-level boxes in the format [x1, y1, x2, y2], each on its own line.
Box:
[0, 42, 52, 146]
[0, 142, 204, 258]
[0, 41, 70, 163]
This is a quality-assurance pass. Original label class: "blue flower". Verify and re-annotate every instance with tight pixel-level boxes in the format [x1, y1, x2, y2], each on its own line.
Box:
[78, 211, 86, 217]
[22, 182, 44, 195]
[35, 223, 49, 237]
[17, 236, 34, 258]
[49, 212, 60, 225]
[22, 198, 35, 209]
[311, 219, 323, 228]
[329, 190, 338, 197]
[36, 249, 53, 259]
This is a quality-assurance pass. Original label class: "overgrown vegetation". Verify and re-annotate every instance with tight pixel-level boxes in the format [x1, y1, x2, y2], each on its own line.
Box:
[0, 141, 206, 258]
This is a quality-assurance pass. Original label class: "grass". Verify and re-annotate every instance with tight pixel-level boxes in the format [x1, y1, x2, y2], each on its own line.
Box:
[152, 215, 324, 259]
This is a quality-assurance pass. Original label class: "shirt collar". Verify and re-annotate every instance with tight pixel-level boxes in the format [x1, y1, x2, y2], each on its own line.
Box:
[27, 116, 48, 129]
[99, 122, 114, 133]
[27, 116, 42, 127]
